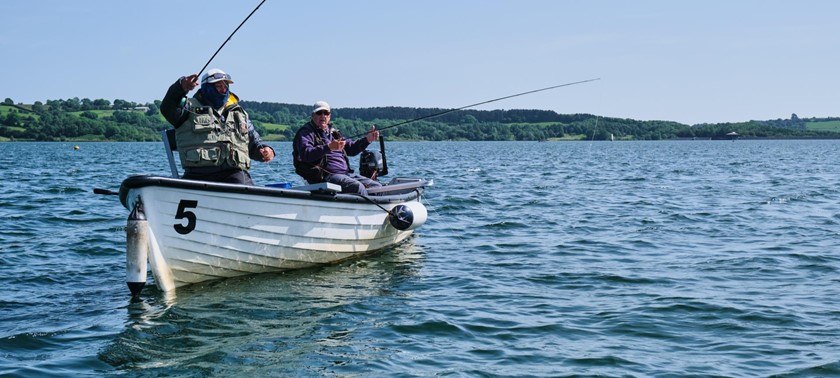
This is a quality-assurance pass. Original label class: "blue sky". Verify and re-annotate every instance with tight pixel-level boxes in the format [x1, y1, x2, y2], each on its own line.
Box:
[2, 1, 838, 125]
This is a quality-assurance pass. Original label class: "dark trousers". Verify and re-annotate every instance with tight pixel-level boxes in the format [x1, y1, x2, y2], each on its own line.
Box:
[325, 173, 381, 195]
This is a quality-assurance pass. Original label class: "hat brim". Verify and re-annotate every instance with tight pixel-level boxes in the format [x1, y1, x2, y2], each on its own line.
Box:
[313, 106, 330, 113]
[206, 78, 234, 84]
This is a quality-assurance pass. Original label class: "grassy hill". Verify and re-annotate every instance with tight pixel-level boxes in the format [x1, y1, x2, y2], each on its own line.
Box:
[806, 120, 840, 132]
[1, 104, 39, 120]
[3, 101, 840, 141]
[255, 121, 290, 141]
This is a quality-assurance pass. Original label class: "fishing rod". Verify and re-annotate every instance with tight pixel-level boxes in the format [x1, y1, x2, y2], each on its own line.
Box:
[346, 78, 600, 139]
[344, 77, 599, 179]
[193, 0, 267, 81]
[93, 1, 267, 197]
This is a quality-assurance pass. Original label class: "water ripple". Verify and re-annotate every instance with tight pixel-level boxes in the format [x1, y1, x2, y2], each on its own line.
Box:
[2, 141, 840, 376]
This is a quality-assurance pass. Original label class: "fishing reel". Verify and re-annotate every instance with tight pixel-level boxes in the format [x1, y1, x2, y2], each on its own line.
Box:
[330, 129, 343, 141]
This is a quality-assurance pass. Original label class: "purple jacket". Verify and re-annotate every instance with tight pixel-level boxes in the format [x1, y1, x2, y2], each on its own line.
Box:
[293, 121, 371, 179]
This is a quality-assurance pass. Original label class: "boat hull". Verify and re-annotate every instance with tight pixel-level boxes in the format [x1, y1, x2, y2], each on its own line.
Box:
[119, 175, 428, 290]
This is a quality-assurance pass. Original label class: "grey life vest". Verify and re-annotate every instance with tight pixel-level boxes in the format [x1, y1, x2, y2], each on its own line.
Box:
[175, 97, 250, 171]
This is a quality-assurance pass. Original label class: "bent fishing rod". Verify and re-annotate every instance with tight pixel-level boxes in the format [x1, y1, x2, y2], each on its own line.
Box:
[346, 78, 600, 139]
[93, 1, 266, 197]
[192, 0, 267, 81]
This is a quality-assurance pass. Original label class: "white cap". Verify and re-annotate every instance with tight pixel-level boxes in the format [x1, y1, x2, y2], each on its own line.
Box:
[200, 68, 234, 85]
[312, 101, 330, 114]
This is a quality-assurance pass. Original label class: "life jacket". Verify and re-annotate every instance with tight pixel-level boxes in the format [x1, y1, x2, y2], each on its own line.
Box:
[292, 122, 350, 183]
[175, 96, 250, 171]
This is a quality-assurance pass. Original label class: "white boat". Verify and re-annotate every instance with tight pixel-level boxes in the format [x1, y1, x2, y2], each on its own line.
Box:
[116, 131, 431, 295]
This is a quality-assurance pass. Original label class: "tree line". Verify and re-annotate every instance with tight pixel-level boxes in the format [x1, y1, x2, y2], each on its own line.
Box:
[2, 97, 839, 142]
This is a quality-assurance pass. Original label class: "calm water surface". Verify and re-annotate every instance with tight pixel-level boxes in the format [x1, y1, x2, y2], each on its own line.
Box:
[1, 140, 839, 377]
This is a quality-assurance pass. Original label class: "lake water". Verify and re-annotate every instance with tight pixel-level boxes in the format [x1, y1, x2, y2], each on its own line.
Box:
[1, 140, 839, 377]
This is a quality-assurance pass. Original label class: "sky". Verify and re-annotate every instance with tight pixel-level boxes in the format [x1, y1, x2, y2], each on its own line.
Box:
[2, 0, 838, 125]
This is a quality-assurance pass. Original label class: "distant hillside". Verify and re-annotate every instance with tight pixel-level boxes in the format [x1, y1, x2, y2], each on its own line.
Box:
[2, 97, 839, 142]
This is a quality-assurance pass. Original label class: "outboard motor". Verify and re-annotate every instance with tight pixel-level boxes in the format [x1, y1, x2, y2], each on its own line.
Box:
[360, 150, 384, 179]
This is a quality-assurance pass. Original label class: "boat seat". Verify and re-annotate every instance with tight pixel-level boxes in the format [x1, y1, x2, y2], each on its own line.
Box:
[162, 129, 179, 178]
[366, 177, 430, 195]
[290, 182, 342, 194]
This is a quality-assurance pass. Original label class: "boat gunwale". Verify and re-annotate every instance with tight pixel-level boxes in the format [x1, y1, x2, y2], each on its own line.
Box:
[119, 175, 426, 209]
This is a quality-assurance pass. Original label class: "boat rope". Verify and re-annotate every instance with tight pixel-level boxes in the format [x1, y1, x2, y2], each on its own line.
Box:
[193, 0, 268, 81]
[355, 193, 400, 214]
[354, 189, 423, 215]
[346, 78, 600, 139]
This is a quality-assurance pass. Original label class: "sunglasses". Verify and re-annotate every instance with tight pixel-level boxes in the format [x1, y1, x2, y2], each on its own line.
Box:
[315, 110, 331, 116]
[201, 72, 233, 84]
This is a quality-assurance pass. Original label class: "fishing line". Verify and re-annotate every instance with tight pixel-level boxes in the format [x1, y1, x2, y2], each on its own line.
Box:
[252, 141, 294, 184]
[587, 115, 601, 156]
[193, 0, 268, 80]
[586, 79, 606, 157]
[346, 78, 601, 139]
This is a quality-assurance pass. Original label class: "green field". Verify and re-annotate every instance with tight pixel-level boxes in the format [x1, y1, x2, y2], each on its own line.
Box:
[511, 122, 563, 127]
[257, 122, 290, 141]
[1, 106, 149, 120]
[806, 120, 840, 132]
[259, 122, 289, 132]
[0, 104, 40, 121]
[70, 109, 115, 117]
[547, 134, 588, 141]
[0, 104, 32, 112]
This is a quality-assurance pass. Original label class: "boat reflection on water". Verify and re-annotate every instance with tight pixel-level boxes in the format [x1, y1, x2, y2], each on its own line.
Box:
[98, 237, 424, 374]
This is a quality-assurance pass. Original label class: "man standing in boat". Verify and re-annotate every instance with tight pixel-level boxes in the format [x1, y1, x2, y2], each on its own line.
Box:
[160, 68, 275, 185]
[293, 101, 381, 195]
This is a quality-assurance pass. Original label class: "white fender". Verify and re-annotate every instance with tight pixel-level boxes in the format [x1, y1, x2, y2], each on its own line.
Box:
[388, 201, 428, 231]
[125, 217, 148, 296]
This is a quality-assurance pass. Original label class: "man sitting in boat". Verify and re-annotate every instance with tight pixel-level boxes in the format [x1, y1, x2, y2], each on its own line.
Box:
[160, 68, 275, 185]
[293, 101, 382, 195]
